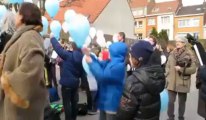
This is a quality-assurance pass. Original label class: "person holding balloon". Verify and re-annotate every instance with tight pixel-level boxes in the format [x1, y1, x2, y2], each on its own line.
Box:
[83, 41, 128, 120]
[50, 34, 84, 120]
[165, 35, 197, 120]
[116, 40, 165, 120]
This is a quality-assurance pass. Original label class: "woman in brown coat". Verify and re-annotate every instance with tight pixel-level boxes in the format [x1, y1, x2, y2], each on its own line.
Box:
[0, 3, 47, 120]
[166, 35, 197, 120]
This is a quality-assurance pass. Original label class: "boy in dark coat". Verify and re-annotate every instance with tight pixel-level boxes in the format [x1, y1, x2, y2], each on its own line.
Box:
[117, 40, 165, 120]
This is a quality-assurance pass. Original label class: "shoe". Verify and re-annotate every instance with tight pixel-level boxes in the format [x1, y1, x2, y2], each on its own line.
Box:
[88, 110, 97, 115]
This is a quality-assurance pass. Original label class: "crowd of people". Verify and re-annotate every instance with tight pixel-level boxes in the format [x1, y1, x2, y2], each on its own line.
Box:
[0, 2, 205, 120]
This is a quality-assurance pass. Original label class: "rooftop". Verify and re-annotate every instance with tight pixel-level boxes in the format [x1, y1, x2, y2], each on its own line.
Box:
[177, 4, 205, 16]
[45, 0, 110, 23]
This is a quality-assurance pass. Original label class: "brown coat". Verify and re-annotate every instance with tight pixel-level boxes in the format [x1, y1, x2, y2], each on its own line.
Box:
[165, 49, 197, 93]
[0, 25, 47, 120]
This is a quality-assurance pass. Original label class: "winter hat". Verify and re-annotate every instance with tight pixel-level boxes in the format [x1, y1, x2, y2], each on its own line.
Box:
[130, 40, 154, 65]
[175, 35, 188, 43]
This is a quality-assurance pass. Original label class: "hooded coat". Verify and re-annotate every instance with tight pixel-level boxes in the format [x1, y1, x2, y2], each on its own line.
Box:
[88, 42, 128, 112]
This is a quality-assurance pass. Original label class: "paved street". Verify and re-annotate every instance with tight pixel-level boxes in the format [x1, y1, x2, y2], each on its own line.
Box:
[56, 68, 204, 120]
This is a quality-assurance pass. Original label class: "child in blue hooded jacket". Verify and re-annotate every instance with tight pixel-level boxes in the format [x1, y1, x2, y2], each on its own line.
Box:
[84, 42, 128, 120]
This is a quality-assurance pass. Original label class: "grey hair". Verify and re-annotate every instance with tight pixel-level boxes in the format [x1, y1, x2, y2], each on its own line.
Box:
[0, 11, 16, 35]
[175, 35, 188, 43]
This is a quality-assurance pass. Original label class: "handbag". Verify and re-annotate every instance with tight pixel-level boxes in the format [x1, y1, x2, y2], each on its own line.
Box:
[49, 87, 60, 103]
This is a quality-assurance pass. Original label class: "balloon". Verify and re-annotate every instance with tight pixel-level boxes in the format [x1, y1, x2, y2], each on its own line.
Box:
[160, 89, 169, 112]
[0, 5, 7, 20]
[106, 41, 112, 49]
[89, 27, 96, 39]
[113, 33, 119, 42]
[84, 36, 91, 47]
[82, 53, 97, 75]
[96, 30, 104, 38]
[50, 20, 62, 40]
[24, 0, 33, 3]
[41, 16, 49, 35]
[62, 22, 69, 33]
[161, 55, 167, 65]
[45, 0, 59, 18]
[69, 37, 73, 42]
[68, 14, 90, 48]
[64, 9, 76, 23]
[96, 36, 106, 48]
[37, 1, 40, 8]
[17, 0, 24, 3]
[44, 38, 51, 50]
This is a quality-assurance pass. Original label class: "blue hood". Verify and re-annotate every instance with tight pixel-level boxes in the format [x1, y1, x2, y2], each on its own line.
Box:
[109, 42, 128, 61]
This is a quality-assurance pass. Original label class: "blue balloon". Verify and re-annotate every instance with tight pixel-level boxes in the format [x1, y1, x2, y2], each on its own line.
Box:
[41, 16, 49, 35]
[68, 14, 90, 48]
[17, 0, 23, 3]
[82, 53, 97, 75]
[160, 89, 169, 112]
[64, 10, 76, 23]
[45, 0, 59, 18]
[50, 20, 61, 40]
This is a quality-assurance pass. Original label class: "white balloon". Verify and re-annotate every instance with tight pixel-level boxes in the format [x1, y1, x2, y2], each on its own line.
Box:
[161, 55, 167, 65]
[89, 27, 96, 39]
[62, 22, 69, 33]
[106, 41, 112, 49]
[96, 30, 104, 38]
[97, 36, 106, 48]
[84, 36, 91, 47]
[69, 37, 74, 42]
[37, 1, 40, 8]
[113, 33, 119, 42]
[24, 0, 33, 3]
[0, 5, 7, 19]
[64, 9, 76, 23]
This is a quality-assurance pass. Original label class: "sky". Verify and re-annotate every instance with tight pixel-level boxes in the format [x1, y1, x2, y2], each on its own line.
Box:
[182, 0, 203, 6]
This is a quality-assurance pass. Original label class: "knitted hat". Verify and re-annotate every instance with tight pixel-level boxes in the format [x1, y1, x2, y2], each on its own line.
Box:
[130, 40, 154, 65]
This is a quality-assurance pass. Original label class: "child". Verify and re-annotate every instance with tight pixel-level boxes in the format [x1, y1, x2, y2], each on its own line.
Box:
[117, 40, 165, 120]
[84, 42, 128, 120]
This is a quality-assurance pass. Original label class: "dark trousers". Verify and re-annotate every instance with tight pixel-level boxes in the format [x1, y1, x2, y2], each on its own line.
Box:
[61, 86, 79, 120]
[48, 64, 58, 87]
[167, 90, 187, 120]
[99, 111, 116, 120]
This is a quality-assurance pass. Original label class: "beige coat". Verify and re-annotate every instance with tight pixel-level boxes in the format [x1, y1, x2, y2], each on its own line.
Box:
[165, 49, 197, 93]
[0, 25, 47, 120]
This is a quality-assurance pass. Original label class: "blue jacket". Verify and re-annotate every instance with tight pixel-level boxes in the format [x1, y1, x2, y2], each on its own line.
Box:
[88, 42, 128, 112]
[51, 38, 83, 88]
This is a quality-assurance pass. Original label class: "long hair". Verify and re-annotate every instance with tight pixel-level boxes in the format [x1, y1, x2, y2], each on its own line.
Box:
[0, 11, 16, 35]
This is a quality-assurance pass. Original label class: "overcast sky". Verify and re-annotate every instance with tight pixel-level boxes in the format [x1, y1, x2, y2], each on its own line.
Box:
[182, 0, 204, 6]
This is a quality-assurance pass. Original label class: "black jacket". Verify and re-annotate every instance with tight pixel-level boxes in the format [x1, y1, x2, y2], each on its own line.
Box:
[117, 65, 165, 120]
[0, 32, 12, 53]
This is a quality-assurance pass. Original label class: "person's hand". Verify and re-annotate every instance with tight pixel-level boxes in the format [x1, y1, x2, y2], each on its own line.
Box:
[50, 33, 54, 39]
[85, 55, 92, 63]
[82, 47, 91, 56]
[175, 66, 181, 71]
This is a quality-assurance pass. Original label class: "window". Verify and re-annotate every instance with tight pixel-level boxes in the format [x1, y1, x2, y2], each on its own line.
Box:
[161, 16, 170, 24]
[137, 33, 143, 39]
[148, 18, 155, 25]
[178, 18, 200, 28]
[138, 21, 143, 28]
[135, 21, 143, 28]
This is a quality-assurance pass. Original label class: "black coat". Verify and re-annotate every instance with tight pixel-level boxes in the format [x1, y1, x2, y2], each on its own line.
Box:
[117, 65, 165, 120]
[194, 41, 206, 118]
[0, 32, 12, 53]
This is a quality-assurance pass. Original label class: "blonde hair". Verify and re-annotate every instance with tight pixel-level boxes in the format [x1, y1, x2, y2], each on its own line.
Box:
[0, 11, 16, 35]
